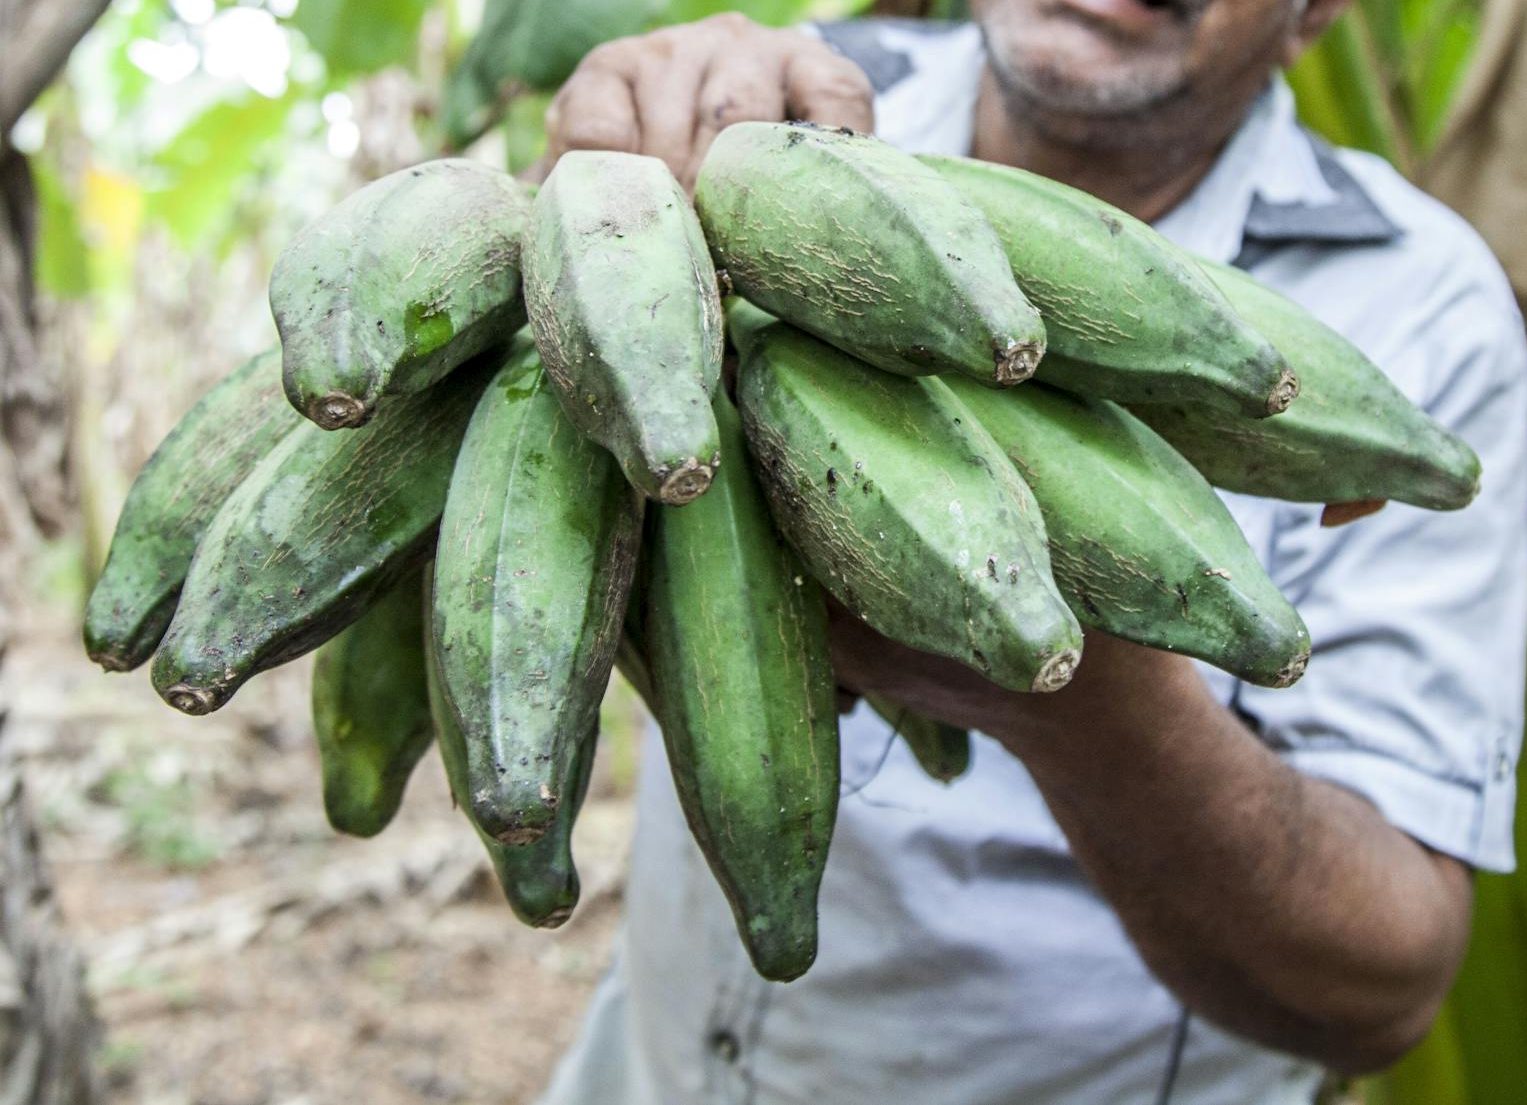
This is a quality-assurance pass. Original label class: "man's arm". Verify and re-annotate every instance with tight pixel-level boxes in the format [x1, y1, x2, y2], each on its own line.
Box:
[828, 611, 1473, 1075]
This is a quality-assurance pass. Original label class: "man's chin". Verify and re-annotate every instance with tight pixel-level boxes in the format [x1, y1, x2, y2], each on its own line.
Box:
[991, 49, 1186, 117]
[979, 0, 1196, 117]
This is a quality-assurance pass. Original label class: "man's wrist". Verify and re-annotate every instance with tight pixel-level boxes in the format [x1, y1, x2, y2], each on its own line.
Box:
[991, 638, 1217, 754]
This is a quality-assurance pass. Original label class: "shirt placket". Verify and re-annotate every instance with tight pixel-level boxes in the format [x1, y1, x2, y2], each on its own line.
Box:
[701, 947, 776, 1104]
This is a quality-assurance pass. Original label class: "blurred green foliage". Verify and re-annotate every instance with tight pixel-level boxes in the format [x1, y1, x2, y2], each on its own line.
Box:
[1364, 746, 1527, 1105]
[293, 0, 431, 75]
[145, 89, 297, 250]
[1288, 0, 1483, 172]
[34, 161, 92, 297]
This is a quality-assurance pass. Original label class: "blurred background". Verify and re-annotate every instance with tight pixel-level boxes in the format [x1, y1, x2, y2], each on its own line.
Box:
[0, 1, 1521, 1102]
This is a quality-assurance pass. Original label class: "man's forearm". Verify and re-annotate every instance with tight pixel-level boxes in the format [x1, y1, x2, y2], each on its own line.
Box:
[989, 636, 1471, 1072]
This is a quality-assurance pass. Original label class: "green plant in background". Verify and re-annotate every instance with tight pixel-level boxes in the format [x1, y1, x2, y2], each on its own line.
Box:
[1360, 748, 1527, 1105]
[1286, 0, 1484, 173]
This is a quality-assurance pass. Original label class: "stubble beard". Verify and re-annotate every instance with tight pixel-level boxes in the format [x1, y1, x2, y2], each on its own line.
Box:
[976, 11, 1201, 148]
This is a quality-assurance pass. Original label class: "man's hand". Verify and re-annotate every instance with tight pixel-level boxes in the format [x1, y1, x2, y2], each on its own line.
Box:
[537, 13, 875, 189]
[832, 605, 1473, 1074]
[827, 597, 1202, 741]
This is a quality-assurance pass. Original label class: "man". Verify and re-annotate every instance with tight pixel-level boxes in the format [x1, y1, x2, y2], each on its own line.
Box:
[533, 2, 1527, 1101]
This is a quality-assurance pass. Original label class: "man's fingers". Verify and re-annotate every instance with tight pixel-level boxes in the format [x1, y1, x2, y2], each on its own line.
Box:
[631, 44, 710, 180]
[545, 65, 640, 161]
[683, 56, 789, 188]
[542, 18, 873, 191]
[782, 49, 875, 132]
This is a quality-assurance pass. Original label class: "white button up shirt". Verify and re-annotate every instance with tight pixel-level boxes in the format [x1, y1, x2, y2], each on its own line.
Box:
[539, 20, 1527, 1105]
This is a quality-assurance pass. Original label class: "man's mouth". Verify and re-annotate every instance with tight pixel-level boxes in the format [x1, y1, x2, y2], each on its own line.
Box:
[1054, 0, 1205, 32]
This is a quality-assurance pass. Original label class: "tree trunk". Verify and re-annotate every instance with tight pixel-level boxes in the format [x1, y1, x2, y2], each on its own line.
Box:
[0, 146, 70, 555]
[0, 0, 113, 551]
[0, 4, 113, 1100]
[0, 717, 100, 1105]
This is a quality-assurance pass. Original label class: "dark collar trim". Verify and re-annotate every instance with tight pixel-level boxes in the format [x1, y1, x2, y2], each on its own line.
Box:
[814, 20, 929, 94]
[1241, 133, 1404, 247]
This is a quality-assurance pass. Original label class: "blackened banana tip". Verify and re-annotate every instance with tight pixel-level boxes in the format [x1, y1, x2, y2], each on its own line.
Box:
[1264, 367, 1300, 416]
[164, 684, 220, 716]
[1032, 649, 1081, 693]
[659, 462, 716, 506]
[310, 392, 370, 430]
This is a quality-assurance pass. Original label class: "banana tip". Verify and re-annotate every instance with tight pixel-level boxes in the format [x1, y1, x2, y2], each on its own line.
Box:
[87, 645, 136, 673]
[164, 684, 220, 716]
[534, 905, 575, 930]
[658, 460, 717, 506]
[1031, 648, 1081, 693]
[1273, 650, 1310, 689]
[994, 339, 1044, 386]
[1264, 368, 1300, 416]
[308, 392, 371, 430]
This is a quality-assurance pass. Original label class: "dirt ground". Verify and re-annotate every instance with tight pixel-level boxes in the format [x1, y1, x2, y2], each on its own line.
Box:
[3, 592, 641, 1105]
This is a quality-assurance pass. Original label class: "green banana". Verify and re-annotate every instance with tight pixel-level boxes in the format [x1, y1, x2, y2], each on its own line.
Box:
[1133, 262, 1481, 511]
[271, 159, 531, 430]
[84, 349, 297, 672]
[523, 151, 724, 504]
[311, 567, 434, 838]
[614, 544, 656, 716]
[645, 389, 839, 983]
[696, 122, 1047, 385]
[945, 377, 1311, 687]
[924, 155, 1297, 419]
[425, 604, 592, 930]
[150, 357, 493, 716]
[733, 311, 1083, 694]
[431, 335, 642, 845]
[865, 693, 971, 784]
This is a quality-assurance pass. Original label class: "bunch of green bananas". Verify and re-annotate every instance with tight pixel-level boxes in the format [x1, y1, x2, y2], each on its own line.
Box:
[83, 124, 1479, 982]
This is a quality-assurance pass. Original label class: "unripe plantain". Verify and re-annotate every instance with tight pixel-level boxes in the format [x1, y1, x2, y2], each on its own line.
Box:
[945, 377, 1310, 688]
[431, 335, 641, 845]
[84, 349, 298, 672]
[151, 357, 493, 715]
[1134, 261, 1481, 511]
[865, 694, 971, 784]
[732, 308, 1083, 694]
[272, 159, 531, 430]
[697, 123, 1046, 385]
[311, 567, 434, 838]
[523, 151, 724, 504]
[425, 601, 594, 930]
[644, 390, 840, 982]
[924, 154, 1297, 419]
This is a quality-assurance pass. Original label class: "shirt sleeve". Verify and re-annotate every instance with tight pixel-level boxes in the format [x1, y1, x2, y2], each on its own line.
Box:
[1234, 253, 1527, 872]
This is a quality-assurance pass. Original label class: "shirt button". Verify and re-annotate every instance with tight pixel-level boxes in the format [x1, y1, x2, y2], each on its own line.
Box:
[1495, 749, 1513, 782]
[708, 1029, 741, 1064]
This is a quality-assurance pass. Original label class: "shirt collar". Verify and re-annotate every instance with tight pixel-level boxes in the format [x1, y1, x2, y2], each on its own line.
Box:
[1154, 77, 1402, 262]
